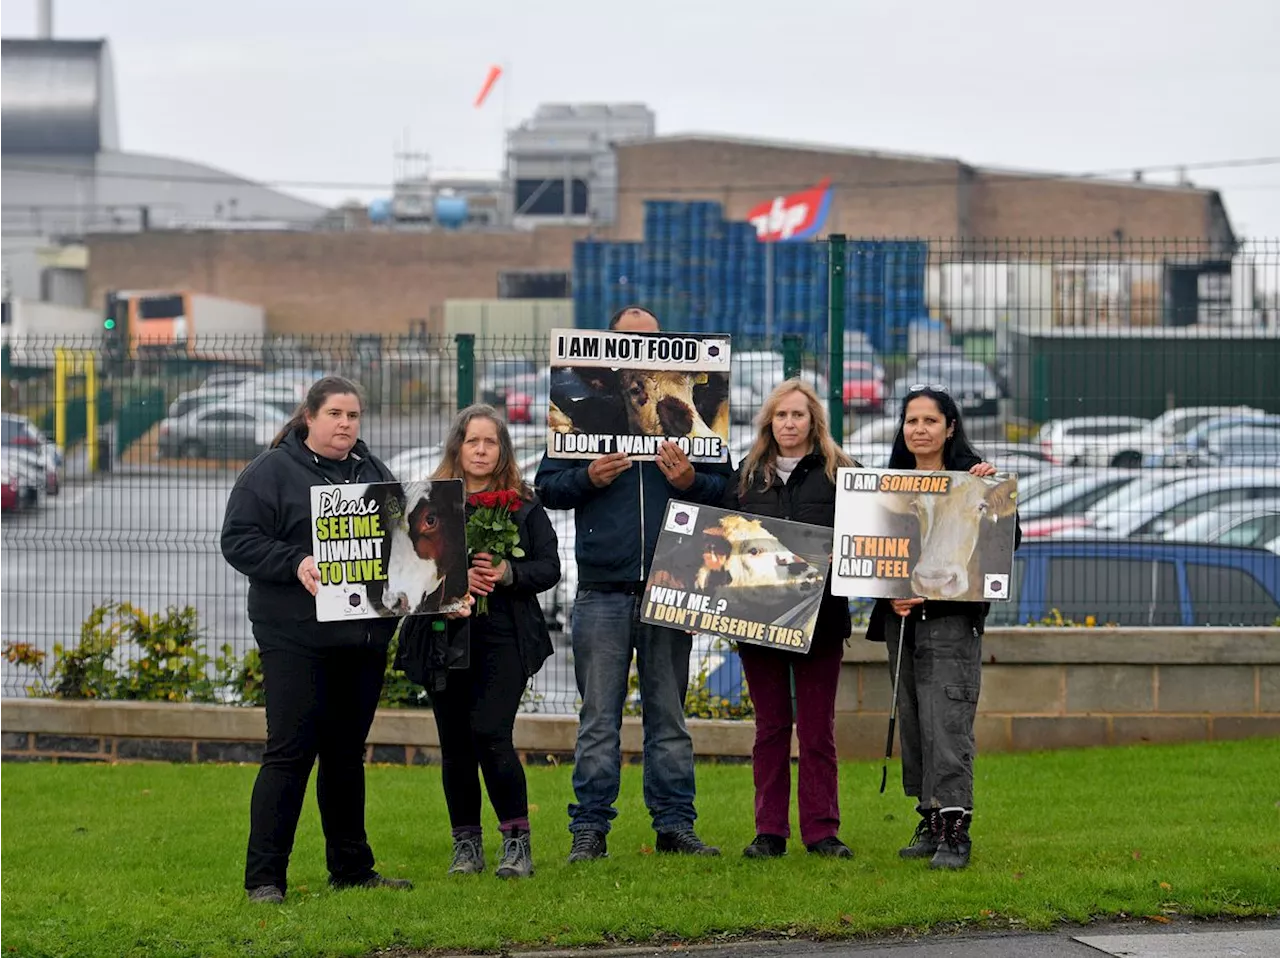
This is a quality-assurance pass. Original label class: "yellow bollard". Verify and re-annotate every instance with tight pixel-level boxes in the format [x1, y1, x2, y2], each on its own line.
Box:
[85, 351, 98, 473]
[54, 347, 67, 454]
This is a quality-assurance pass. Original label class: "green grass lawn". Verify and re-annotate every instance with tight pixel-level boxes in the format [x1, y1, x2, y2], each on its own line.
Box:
[2, 739, 1278, 958]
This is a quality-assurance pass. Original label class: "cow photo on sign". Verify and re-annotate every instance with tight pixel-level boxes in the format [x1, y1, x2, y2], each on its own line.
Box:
[545, 327, 731, 463]
[309, 478, 470, 622]
[640, 500, 833, 653]
[830, 469, 1018, 602]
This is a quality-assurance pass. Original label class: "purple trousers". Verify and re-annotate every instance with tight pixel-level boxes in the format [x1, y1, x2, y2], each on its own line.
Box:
[738, 639, 843, 845]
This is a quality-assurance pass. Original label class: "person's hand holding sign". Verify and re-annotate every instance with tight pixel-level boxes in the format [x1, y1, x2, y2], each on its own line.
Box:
[297, 556, 321, 597]
[969, 462, 997, 478]
[656, 441, 695, 491]
[588, 452, 632, 488]
[890, 597, 924, 617]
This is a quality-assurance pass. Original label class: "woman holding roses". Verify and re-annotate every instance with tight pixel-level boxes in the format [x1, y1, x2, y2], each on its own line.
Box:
[395, 404, 560, 880]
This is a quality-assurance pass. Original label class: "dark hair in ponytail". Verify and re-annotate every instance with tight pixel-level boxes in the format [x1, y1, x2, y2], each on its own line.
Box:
[270, 375, 365, 449]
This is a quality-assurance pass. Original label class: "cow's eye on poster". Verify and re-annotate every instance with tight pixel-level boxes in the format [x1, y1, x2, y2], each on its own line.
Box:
[830, 469, 1019, 602]
[642, 500, 833, 654]
[309, 479, 469, 621]
[546, 328, 731, 463]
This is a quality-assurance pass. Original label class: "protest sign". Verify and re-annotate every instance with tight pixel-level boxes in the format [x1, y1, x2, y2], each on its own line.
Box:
[830, 469, 1018, 602]
[641, 500, 832, 653]
[309, 478, 469, 621]
[546, 327, 731, 463]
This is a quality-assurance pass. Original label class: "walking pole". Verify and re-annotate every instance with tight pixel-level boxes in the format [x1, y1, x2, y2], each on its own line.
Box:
[880, 615, 907, 794]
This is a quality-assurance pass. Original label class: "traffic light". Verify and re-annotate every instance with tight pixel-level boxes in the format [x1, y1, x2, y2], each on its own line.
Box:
[102, 291, 128, 372]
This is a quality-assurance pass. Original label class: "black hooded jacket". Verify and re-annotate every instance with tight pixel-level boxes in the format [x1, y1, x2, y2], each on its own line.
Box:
[220, 428, 399, 648]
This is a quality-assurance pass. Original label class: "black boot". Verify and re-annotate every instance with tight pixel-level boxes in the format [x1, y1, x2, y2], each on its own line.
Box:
[929, 809, 972, 870]
[899, 807, 942, 859]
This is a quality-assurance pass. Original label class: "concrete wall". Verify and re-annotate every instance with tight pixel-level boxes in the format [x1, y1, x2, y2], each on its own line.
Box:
[4, 629, 1276, 766]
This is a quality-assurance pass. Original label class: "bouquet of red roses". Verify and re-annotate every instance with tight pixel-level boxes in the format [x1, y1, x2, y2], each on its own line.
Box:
[465, 490, 525, 615]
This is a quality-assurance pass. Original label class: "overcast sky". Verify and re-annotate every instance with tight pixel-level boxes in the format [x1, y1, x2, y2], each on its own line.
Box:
[4, 0, 1279, 238]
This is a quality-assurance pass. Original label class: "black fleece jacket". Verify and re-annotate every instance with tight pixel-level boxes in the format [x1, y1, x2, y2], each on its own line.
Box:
[220, 429, 398, 648]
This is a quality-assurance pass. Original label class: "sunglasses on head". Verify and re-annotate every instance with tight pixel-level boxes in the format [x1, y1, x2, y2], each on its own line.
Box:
[908, 383, 948, 393]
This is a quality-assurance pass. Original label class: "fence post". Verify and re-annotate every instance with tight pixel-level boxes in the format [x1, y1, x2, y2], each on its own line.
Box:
[782, 334, 803, 380]
[455, 333, 475, 410]
[827, 233, 846, 444]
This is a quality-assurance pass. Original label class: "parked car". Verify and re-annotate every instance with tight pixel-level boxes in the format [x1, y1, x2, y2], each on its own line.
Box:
[2, 412, 62, 495]
[842, 330, 885, 380]
[733, 351, 829, 402]
[477, 357, 538, 408]
[1145, 413, 1280, 468]
[1037, 416, 1151, 466]
[1052, 469, 1280, 540]
[985, 539, 1280, 627]
[1019, 472, 1148, 524]
[1, 450, 44, 512]
[503, 369, 551, 425]
[841, 360, 885, 412]
[1183, 422, 1280, 468]
[385, 444, 445, 482]
[1023, 469, 1212, 538]
[1163, 498, 1280, 554]
[1077, 405, 1265, 467]
[977, 441, 1053, 475]
[910, 357, 1003, 417]
[156, 402, 288, 460]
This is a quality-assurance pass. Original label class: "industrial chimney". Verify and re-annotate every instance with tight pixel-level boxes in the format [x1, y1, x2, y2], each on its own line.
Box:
[37, 0, 53, 38]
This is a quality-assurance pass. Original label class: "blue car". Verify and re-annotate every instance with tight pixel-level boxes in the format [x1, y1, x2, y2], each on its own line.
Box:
[985, 539, 1280, 627]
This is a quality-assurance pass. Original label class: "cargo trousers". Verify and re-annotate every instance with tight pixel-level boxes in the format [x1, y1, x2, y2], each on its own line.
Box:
[883, 610, 983, 810]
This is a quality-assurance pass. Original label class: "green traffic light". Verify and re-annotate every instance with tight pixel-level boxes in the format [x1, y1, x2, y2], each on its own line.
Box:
[104, 318, 116, 330]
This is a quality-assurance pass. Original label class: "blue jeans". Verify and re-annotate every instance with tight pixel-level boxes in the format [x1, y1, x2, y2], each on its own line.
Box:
[568, 589, 697, 835]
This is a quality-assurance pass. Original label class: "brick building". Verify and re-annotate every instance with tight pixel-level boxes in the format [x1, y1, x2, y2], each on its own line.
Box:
[610, 135, 1235, 246]
[86, 226, 587, 336]
[84, 134, 1235, 336]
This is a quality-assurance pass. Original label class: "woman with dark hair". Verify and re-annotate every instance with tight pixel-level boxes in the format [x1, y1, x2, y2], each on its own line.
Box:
[395, 404, 560, 880]
[221, 376, 439, 903]
[722, 378, 858, 860]
[866, 385, 1018, 871]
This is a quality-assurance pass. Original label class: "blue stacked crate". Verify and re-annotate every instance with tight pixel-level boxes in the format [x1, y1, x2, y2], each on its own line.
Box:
[725, 222, 756, 337]
[840, 240, 928, 355]
[810, 242, 831, 353]
[573, 241, 605, 329]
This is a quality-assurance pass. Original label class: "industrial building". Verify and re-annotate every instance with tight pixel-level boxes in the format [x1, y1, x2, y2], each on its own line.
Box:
[83, 106, 1245, 337]
[1, 32, 326, 307]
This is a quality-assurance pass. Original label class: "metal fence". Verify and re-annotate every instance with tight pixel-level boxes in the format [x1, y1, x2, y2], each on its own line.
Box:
[3, 236, 1279, 706]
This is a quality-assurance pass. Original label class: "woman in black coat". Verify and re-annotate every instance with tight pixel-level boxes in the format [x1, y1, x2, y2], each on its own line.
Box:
[395, 404, 560, 880]
[721, 379, 857, 860]
[867, 385, 1019, 871]
[220, 376, 425, 903]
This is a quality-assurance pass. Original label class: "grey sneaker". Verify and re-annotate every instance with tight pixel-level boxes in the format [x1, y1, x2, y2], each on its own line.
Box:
[247, 884, 284, 904]
[495, 830, 534, 879]
[567, 829, 608, 863]
[448, 834, 486, 874]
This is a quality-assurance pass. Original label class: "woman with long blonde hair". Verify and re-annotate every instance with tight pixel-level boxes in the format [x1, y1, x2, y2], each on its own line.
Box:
[395, 404, 560, 880]
[722, 378, 858, 860]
